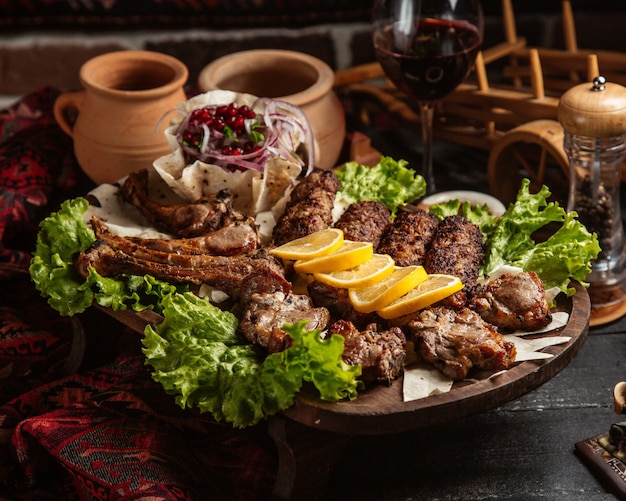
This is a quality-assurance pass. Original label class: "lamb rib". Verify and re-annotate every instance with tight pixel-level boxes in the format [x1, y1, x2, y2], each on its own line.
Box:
[90, 215, 259, 258]
[74, 241, 290, 303]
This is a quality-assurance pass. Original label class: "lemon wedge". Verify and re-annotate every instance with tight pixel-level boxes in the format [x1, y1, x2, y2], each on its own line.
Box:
[348, 265, 428, 313]
[294, 240, 373, 274]
[269, 228, 344, 260]
[377, 274, 464, 319]
[313, 253, 395, 289]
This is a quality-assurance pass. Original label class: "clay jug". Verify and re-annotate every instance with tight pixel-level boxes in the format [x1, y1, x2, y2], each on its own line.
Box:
[54, 50, 188, 184]
[198, 49, 346, 170]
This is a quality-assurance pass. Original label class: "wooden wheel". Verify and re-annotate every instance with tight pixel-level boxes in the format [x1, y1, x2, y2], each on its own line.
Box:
[488, 119, 570, 206]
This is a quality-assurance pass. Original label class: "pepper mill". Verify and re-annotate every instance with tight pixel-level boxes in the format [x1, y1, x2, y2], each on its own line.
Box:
[558, 75, 626, 325]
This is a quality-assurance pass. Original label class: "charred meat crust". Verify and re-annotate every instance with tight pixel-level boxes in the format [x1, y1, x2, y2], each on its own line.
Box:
[424, 215, 483, 292]
[376, 209, 439, 267]
[334, 200, 391, 248]
[270, 168, 340, 246]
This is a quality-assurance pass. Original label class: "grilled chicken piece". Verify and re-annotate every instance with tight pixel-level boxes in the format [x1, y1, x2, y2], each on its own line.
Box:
[239, 291, 330, 353]
[74, 242, 290, 304]
[120, 169, 246, 238]
[328, 319, 406, 386]
[91, 216, 259, 257]
[271, 168, 340, 246]
[376, 209, 439, 266]
[409, 306, 516, 380]
[469, 271, 552, 332]
[424, 215, 483, 292]
[334, 200, 391, 248]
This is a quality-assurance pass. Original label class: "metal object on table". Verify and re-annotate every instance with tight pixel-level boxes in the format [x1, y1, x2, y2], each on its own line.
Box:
[558, 75, 626, 326]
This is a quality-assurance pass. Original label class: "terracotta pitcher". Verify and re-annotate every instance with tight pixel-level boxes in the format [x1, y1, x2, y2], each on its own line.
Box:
[198, 49, 346, 170]
[54, 50, 188, 184]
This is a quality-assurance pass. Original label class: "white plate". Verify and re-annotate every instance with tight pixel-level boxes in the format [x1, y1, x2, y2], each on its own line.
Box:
[418, 190, 506, 216]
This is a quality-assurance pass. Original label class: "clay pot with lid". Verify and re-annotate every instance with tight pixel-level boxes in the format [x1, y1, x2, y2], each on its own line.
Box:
[198, 49, 346, 170]
[54, 50, 188, 184]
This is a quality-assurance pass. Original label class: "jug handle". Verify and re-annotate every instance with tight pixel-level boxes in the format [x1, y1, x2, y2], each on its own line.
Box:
[53, 91, 85, 138]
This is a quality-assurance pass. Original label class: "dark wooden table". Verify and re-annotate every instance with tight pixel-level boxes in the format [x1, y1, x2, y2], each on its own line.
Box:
[314, 319, 625, 501]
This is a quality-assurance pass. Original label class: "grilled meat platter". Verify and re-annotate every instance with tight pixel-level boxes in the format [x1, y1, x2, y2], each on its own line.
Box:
[30, 93, 600, 428]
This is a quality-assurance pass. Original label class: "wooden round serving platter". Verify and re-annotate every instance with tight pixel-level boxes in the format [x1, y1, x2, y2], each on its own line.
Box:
[101, 282, 589, 436]
[281, 282, 590, 436]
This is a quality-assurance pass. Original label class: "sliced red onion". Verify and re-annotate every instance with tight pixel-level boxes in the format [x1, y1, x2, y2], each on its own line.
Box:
[173, 97, 314, 175]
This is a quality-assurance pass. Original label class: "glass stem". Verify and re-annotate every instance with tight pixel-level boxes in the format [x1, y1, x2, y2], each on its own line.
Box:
[420, 102, 435, 194]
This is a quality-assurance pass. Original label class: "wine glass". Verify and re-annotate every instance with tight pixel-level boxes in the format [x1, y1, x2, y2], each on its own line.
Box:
[372, 0, 483, 193]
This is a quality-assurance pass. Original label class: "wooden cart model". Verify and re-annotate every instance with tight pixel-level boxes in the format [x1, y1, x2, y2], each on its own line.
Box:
[333, 0, 626, 205]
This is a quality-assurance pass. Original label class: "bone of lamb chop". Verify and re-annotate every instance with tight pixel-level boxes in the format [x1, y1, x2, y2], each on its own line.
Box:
[120, 169, 249, 238]
[327, 319, 406, 386]
[239, 291, 331, 353]
[468, 271, 552, 332]
[409, 306, 517, 380]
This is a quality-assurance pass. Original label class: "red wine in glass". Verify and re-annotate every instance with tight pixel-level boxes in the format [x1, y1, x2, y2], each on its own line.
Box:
[375, 19, 482, 103]
[373, 7, 483, 193]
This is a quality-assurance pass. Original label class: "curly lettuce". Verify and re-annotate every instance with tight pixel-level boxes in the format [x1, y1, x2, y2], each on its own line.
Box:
[144, 311, 361, 428]
[480, 179, 600, 295]
[335, 156, 426, 217]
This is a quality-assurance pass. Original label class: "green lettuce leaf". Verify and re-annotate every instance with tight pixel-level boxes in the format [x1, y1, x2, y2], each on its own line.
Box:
[144, 304, 362, 428]
[29, 198, 97, 315]
[29, 197, 182, 315]
[481, 179, 600, 295]
[335, 156, 426, 217]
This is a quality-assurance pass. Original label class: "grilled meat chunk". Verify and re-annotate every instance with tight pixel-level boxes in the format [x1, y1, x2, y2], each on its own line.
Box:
[334, 200, 391, 248]
[328, 320, 406, 386]
[120, 169, 246, 238]
[75, 241, 290, 304]
[424, 215, 483, 291]
[91, 216, 259, 257]
[409, 306, 516, 380]
[239, 291, 330, 353]
[307, 280, 380, 330]
[469, 271, 552, 332]
[376, 209, 438, 266]
[271, 168, 340, 246]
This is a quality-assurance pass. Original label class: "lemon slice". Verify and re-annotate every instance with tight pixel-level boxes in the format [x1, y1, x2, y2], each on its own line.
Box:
[377, 274, 464, 319]
[269, 228, 344, 260]
[313, 253, 395, 289]
[293, 240, 373, 274]
[348, 265, 428, 313]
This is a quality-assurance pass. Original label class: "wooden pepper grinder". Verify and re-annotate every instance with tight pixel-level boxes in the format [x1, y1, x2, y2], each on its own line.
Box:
[558, 75, 626, 325]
